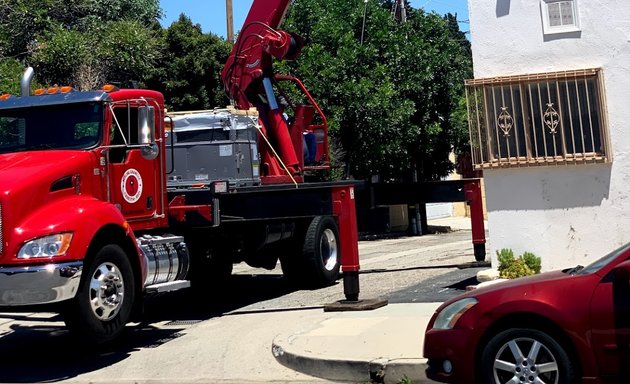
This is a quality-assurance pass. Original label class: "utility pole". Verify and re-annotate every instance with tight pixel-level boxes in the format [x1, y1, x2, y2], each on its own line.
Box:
[226, 0, 234, 44]
[360, 0, 368, 45]
[392, 0, 407, 23]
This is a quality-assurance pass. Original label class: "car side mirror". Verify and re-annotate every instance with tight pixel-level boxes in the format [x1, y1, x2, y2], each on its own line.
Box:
[612, 259, 630, 280]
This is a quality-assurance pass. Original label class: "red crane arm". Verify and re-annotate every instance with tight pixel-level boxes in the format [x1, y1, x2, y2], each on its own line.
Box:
[221, 0, 303, 107]
[220, 0, 306, 183]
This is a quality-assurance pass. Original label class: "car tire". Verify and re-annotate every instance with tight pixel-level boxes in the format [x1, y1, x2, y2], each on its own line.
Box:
[479, 327, 576, 384]
[62, 244, 135, 345]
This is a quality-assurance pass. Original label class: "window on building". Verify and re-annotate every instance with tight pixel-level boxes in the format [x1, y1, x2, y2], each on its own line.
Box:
[541, 0, 580, 34]
[465, 68, 610, 169]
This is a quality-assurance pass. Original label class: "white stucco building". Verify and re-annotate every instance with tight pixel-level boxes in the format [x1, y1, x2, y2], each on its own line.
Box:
[467, 0, 630, 270]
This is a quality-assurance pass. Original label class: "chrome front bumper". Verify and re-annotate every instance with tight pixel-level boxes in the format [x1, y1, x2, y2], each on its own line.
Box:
[0, 261, 83, 305]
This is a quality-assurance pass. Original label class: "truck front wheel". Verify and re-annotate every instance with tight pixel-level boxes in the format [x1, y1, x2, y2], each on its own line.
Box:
[62, 244, 135, 344]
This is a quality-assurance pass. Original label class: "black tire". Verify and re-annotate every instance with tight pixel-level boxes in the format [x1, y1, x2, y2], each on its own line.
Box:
[479, 328, 576, 384]
[186, 239, 233, 291]
[278, 237, 304, 282]
[281, 216, 340, 287]
[62, 244, 135, 345]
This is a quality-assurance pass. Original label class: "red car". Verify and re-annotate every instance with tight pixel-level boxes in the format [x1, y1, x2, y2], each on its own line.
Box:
[424, 242, 630, 384]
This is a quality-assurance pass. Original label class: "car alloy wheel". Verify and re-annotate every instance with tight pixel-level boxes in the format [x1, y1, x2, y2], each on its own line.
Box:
[480, 328, 575, 384]
[493, 336, 559, 383]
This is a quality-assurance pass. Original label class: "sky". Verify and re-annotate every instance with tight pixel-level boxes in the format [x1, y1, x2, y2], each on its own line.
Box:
[158, 0, 469, 39]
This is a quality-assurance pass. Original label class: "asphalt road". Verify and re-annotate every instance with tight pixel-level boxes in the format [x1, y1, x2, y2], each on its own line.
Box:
[0, 221, 487, 383]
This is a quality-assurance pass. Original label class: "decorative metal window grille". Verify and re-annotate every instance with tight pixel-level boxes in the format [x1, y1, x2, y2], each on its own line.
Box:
[465, 68, 610, 169]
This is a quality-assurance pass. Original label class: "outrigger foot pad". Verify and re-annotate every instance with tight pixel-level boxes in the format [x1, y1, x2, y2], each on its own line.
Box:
[323, 298, 388, 312]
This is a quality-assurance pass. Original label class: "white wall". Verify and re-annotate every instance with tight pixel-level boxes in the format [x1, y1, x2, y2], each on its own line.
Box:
[426, 203, 453, 220]
[468, 0, 630, 270]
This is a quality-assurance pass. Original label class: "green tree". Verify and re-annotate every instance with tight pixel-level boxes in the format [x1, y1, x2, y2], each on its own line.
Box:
[0, 0, 161, 56]
[143, 14, 231, 112]
[0, 58, 26, 94]
[0, 0, 163, 90]
[280, 0, 472, 181]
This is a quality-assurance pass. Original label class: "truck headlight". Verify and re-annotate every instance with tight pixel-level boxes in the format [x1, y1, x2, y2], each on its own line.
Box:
[433, 297, 478, 330]
[17, 233, 73, 259]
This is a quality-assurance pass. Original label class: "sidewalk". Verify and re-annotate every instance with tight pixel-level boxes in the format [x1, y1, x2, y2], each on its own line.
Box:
[271, 216, 483, 383]
[272, 302, 442, 384]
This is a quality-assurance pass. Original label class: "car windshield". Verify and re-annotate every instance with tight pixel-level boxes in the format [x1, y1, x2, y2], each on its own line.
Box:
[0, 102, 102, 154]
[577, 242, 630, 274]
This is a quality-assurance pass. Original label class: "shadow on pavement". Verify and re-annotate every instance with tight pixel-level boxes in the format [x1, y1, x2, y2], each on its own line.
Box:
[358, 225, 453, 241]
[0, 228, 478, 382]
[0, 322, 185, 382]
[387, 266, 484, 304]
[140, 273, 317, 323]
[0, 272, 310, 383]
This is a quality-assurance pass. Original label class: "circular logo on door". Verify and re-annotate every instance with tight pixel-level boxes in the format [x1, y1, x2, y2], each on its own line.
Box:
[121, 168, 143, 204]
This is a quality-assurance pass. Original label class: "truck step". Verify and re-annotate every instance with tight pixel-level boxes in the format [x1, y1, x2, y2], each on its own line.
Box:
[145, 280, 191, 294]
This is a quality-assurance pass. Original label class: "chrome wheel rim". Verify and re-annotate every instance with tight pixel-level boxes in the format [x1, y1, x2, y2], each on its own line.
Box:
[493, 337, 559, 384]
[89, 261, 125, 321]
[320, 228, 338, 271]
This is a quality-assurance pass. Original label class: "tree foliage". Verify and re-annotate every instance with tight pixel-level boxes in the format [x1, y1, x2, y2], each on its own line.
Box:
[0, 58, 26, 95]
[0, 0, 161, 56]
[0, 0, 473, 183]
[280, 0, 472, 181]
[0, 1, 229, 110]
[143, 14, 231, 112]
[0, 0, 163, 90]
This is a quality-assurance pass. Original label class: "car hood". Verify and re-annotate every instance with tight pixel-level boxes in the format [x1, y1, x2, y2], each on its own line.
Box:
[475, 270, 570, 294]
[438, 269, 580, 311]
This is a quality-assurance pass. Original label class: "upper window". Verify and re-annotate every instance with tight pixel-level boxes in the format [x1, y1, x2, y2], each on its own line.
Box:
[541, 0, 580, 34]
[465, 68, 610, 169]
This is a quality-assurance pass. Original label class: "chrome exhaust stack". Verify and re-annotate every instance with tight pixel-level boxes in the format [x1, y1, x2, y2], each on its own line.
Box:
[21, 67, 34, 97]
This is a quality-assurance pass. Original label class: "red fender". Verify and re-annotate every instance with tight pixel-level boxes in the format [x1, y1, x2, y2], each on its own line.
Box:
[9, 196, 145, 282]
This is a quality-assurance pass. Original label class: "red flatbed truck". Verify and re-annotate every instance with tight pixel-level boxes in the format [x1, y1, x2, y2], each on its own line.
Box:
[0, 0, 486, 345]
[0, 77, 361, 344]
[0, 0, 361, 344]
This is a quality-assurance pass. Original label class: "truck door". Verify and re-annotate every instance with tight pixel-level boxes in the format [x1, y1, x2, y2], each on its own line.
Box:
[106, 103, 163, 228]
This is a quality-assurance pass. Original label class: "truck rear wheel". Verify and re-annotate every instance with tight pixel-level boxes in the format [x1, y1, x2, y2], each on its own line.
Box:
[62, 244, 135, 345]
[281, 216, 341, 287]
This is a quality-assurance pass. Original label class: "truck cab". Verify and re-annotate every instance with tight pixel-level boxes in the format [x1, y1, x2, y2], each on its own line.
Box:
[0, 82, 191, 343]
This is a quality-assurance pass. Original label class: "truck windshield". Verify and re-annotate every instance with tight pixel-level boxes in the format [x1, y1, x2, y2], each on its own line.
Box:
[0, 102, 102, 154]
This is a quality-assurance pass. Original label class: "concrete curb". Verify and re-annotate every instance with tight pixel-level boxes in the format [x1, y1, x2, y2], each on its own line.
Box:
[272, 340, 431, 384]
[269, 303, 442, 383]
[368, 358, 428, 384]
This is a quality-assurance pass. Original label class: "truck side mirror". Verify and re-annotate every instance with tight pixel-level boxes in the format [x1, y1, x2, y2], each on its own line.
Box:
[138, 106, 159, 160]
